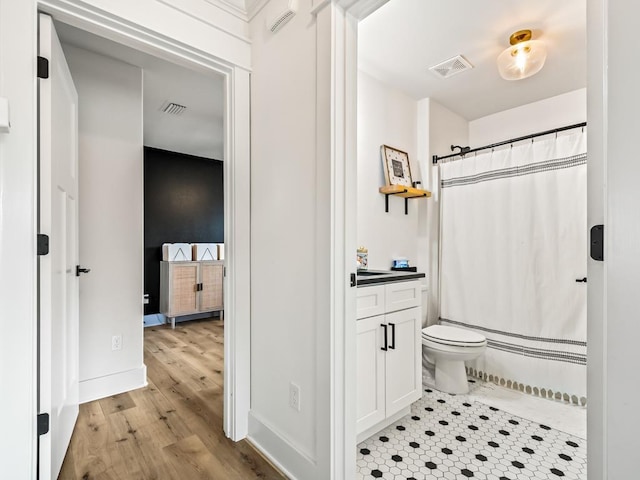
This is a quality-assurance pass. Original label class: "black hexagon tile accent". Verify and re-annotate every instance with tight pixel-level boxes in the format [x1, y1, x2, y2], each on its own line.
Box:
[356, 377, 586, 480]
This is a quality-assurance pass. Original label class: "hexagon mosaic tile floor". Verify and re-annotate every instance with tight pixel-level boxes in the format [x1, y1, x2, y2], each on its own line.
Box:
[357, 384, 586, 480]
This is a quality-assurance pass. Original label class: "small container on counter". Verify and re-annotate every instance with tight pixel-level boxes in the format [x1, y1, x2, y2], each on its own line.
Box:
[357, 246, 368, 270]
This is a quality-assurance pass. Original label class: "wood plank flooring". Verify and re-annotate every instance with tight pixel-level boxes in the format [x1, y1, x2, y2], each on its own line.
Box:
[59, 319, 286, 480]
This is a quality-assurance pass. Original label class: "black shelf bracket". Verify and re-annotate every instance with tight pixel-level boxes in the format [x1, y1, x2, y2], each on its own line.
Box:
[384, 189, 409, 214]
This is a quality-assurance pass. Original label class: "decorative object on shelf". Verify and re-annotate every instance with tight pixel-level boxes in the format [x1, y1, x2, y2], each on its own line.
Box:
[357, 246, 369, 270]
[497, 29, 547, 81]
[162, 243, 192, 261]
[381, 144, 413, 187]
[378, 145, 431, 215]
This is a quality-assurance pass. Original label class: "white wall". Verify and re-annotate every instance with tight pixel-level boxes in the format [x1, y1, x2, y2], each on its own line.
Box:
[416, 99, 468, 325]
[248, 0, 333, 478]
[357, 70, 419, 269]
[64, 45, 145, 402]
[469, 89, 587, 146]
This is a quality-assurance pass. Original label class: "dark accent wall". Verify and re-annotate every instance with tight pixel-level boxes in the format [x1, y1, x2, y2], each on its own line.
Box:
[144, 147, 223, 314]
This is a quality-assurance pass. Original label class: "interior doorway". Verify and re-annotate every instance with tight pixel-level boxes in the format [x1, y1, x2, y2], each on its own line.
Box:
[36, 3, 252, 477]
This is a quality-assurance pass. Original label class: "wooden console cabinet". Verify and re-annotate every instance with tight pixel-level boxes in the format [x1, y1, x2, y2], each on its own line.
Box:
[160, 260, 224, 328]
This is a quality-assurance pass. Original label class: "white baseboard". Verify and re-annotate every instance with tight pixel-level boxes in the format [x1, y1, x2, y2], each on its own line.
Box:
[247, 411, 317, 480]
[79, 365, 147, 404]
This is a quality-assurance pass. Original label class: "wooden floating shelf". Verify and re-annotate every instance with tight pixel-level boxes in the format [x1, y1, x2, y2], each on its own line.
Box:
[379, 185, 432, 198]
[379, 185, 432, 215]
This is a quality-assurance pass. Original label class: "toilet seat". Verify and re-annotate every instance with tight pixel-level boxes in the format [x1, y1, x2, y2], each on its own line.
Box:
[422, 325, 486, 347]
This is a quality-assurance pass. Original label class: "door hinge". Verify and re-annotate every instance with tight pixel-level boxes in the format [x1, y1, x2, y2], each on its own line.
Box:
[37, 413, 50, 436]
[590, 225, 604, 261]
[37, 56, 49, 79]
[37, 234, 49, 256]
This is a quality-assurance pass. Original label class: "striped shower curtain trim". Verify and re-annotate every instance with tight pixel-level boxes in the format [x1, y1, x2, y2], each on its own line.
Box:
[441, 153, 587, 189]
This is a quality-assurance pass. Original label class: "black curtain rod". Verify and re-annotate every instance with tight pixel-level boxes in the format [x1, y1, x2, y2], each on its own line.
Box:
[432, 122, 587, 164]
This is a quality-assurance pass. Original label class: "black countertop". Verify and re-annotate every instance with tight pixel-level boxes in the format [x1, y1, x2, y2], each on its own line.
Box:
[356, 270, 426, 286]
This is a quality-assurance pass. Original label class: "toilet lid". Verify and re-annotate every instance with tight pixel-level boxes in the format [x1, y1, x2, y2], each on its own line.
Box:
[422, 325, 486, 345]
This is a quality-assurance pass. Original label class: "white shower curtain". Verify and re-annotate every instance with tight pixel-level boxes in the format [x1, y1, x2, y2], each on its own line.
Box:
[439, 131, 587, 403]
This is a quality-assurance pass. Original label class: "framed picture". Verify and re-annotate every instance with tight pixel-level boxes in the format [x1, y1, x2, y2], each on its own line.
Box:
[381, 145, 413, 187]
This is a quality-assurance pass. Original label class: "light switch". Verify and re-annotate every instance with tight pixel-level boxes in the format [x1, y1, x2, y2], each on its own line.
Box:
[0, 97, 10, 133]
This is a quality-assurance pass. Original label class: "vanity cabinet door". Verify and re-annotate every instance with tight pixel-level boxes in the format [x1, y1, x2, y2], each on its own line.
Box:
[384, 307, 422, 417]
[356, 315, 386, 434]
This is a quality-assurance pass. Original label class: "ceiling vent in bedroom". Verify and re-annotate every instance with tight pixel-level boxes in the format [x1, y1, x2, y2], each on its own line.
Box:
[429, 55, 474, 79]
[160, 102, 187, 116]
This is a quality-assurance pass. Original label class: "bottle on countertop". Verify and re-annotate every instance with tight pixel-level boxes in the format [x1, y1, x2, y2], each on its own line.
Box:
[357, 246, 368, 270]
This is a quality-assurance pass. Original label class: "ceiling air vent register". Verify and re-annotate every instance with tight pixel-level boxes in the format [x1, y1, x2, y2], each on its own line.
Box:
[267, 0, 297, 34]
[161, 102, 187, 116]
[429, 55, 474, 79]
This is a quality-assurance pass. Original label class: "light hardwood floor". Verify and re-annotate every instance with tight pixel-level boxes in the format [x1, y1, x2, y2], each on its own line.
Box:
[59, 318, 286, 480]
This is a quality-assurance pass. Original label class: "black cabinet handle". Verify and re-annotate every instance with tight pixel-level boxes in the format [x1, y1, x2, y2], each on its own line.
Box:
[575, 277, 587, 283]
[381, 324, 388, 351]
[389, 322, 396, 349]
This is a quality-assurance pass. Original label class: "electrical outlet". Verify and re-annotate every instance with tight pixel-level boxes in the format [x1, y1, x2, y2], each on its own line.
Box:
[289, 382, 301, 411]
[112, 334, 122, 351]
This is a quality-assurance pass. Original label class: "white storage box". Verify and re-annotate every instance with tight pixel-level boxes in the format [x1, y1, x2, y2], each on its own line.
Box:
[216, 243, 225, 260]
[162, 243, 192, 261]
[192, 243, 218, 261]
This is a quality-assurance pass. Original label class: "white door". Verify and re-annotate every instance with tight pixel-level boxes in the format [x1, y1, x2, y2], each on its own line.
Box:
[38, 13, 80, 480]
[356, 315, 386, 434]
[384, 308, 421, 417]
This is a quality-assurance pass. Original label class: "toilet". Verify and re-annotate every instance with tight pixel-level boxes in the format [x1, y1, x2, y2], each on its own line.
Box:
[422, 325, 487, 394]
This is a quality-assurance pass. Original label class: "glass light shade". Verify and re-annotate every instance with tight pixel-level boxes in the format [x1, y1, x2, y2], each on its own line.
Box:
[497, 39, 547, 80]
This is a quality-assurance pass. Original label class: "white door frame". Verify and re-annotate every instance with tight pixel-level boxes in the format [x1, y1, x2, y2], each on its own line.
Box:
[332, 0, 607, 478]
[37, 0, 252, 441]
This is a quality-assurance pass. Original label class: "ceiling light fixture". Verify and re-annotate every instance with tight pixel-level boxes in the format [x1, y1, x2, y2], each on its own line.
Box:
[497, 29, 547, 81]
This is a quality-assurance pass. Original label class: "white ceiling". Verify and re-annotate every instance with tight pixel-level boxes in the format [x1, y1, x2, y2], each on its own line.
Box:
[56, 22, 225, 160]
[358, 0, 587, 121]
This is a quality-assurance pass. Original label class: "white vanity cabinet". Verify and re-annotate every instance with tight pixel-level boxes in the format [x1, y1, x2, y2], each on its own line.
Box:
[356, 280, 422, 440]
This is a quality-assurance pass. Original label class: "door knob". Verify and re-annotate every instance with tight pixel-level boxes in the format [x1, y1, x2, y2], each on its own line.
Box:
[76, 265, 91, 277]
